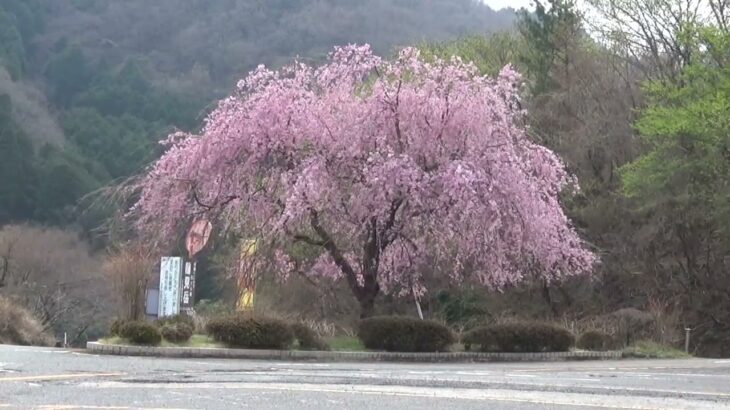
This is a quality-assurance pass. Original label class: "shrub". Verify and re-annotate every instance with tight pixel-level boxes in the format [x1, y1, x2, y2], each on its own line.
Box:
[696, 328, 730, 358]
[160, 323, 194, 344]
[206, 315, 294, 349]
[462, 326, 498, 352]
[609, 308, 655, 346]
[109, 319, 128, 337]
[119, 321, 162, 346]
[577, 330, 616, 351]
[357, 316, 455, 352]
[292, 323, 330, 351]
[193, 300, 232, 333]
[156, 314, 195, 329]
[462, 322, 574, 352]
[0, 296, 54, 346]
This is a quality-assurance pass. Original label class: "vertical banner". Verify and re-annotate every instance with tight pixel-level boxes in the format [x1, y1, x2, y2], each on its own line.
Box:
[236, 239, 257, 312]
[180, 261, 196, 314]
[158, 256, 182, 317]
[184, 220, 212, 315]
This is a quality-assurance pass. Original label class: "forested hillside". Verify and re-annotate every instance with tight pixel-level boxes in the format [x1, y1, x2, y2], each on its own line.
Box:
[0, 0, 515, 228]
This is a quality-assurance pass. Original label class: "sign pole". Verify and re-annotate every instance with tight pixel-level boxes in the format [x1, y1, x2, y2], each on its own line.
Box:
[183, 220, 212, 317]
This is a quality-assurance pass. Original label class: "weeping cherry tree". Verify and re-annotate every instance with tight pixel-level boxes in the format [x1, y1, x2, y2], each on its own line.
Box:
[130, 45, 596, 317]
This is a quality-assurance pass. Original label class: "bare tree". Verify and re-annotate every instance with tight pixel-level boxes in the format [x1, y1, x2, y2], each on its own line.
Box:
[709, 0, 729, 31]
[103, 244, 156, 320]
[0, 225, 112, 344]
[585, 0, 726, 81]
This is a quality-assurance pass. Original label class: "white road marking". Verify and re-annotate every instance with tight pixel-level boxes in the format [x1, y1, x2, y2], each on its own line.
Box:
[454, 371, 492, 376]
[78, 381, 727, 409]
[589, 371, 730, 379]
[396, 376, 730, 398]
[658, 373, 730, 378]
[73, 352, 99, 357]
[408, 371, 445, 375]
[0, 373, 124, 382]
[9, 349, 70, 354]
[509, 366, 667, 373]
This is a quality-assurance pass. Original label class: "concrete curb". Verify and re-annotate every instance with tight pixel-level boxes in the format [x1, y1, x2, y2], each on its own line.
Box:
[86, 342, 622, 362]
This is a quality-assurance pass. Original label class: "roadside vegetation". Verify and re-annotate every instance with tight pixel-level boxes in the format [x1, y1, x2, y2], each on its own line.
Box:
[0, 296, 54, 346]
[100, 312, 696, 358]
[622, 341, 692, 359]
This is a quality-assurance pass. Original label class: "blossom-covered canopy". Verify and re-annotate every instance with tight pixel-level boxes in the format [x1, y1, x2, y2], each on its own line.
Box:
[131, 45, 595, 312]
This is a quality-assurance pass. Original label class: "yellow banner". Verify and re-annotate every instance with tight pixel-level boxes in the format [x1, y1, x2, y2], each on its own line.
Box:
[236, 239, 258, 312]
[237, 288, 255, 311]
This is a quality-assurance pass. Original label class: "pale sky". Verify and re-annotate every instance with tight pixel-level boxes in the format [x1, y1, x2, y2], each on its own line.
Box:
[483, 0, 534, 11]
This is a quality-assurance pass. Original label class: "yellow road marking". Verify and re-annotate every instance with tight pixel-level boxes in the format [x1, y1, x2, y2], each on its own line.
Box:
[0, 373, 123, 382]
[1, 405, 191, 410]
[36, 406, 193, 410]
[36, 407, 129, 409]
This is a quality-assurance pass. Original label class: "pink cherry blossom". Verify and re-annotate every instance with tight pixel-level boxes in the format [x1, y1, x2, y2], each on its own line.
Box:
[130, 44, 596, 317]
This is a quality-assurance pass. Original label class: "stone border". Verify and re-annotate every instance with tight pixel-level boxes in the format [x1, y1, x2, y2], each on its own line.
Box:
[87, 342, 622, 362]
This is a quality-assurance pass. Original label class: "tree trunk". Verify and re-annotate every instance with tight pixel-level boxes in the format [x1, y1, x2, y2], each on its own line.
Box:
[357, 271, 380, 319]
[541, 281, 560, 317]
[359, 295, 376, 319]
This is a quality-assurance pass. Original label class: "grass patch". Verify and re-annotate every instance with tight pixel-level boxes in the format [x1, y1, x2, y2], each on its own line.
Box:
[450, 343, 467, 352]
[173, 334, 222, 348]
[622, 341, 691, 359]
[324, 337, 469, 352]
[100, 334, 222, 348]
[99, 336, 126, 345]
[325, 336, 365, 351]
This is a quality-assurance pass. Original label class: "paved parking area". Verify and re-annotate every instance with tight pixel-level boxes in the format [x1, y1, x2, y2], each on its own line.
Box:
[1, 345, 729, 409]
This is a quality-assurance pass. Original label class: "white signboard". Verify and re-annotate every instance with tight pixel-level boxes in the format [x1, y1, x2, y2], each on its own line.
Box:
[158, 257, 182, 317]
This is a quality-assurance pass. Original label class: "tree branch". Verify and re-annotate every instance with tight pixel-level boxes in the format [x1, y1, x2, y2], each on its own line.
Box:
[292, 234, 326, 246]
[380, 198, 404, 250]
[192, 188, 239, 210]
[309, 209, 361, 292]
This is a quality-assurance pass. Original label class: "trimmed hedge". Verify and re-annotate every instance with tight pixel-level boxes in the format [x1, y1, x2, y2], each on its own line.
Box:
[160, 323, 194, 343]
[462, 326, 497, 352]
[156, 314, 195, 329]
[292, 323, 330, 351]
[206, 315, 294, 349]
[119, 321, 162, 346]
[462, 322, 574, 352]
[577, 330, 616, 351]
[358, 316, 455, 352]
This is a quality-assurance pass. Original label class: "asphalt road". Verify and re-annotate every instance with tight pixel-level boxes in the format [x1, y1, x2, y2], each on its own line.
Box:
[1, 345, 729, 409]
